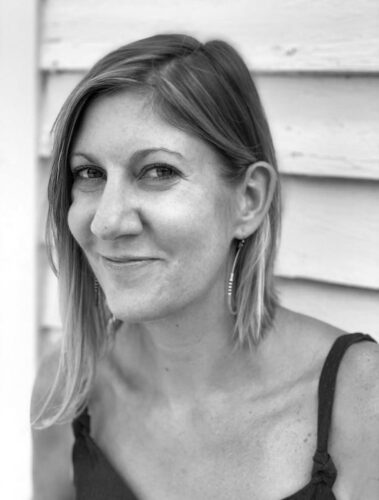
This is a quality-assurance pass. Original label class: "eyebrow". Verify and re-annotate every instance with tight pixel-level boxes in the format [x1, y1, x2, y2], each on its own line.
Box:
[69, 147, 185, 164]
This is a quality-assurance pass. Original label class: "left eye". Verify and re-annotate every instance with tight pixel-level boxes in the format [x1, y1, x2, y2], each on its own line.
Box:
[141, 165, 179, 180]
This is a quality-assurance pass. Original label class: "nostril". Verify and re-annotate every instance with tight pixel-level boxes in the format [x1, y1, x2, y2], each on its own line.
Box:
[90, 205, 143, 240]
[90, 213, 114, 240]
[90, 208, 111, 238]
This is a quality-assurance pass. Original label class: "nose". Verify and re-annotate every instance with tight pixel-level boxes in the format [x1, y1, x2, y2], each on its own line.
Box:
[90, 178, 143, 240]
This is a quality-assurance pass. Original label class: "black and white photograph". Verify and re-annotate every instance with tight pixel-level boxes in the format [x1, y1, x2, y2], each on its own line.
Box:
[1, 1, 378, 499]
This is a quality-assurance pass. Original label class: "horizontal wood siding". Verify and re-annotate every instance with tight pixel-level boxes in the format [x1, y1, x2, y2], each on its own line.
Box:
[41, 0, 379, 72]
[277, 176, 379, 289]
[257, 76, 379, 180]
[277, 278, 379, 340]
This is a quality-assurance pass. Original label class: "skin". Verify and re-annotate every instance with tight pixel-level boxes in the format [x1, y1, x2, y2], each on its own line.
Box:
[32, 91, 379, 500]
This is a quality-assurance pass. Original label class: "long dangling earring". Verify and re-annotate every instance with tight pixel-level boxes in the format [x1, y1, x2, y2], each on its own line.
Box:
[94, 277, 100, 306]
[227, 239, 246, 315]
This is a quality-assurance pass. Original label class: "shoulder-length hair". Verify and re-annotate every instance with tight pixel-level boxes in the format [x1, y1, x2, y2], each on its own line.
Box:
[34, 34, 281, 427]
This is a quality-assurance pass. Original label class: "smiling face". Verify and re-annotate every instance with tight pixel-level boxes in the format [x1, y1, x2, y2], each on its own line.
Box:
[68, 91, 240, 323]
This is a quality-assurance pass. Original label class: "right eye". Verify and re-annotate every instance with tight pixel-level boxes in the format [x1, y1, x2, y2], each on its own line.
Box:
[72, 167, 104, 180]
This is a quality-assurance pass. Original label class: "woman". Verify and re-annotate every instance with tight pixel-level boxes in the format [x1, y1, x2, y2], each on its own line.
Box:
[32, 34, 379, 499]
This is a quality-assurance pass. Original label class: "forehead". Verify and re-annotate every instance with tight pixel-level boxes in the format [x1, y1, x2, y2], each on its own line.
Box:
[71, 91, 217, 167]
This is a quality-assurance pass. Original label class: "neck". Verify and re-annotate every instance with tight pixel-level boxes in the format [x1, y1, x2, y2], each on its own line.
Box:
[105, 301, 281, 408]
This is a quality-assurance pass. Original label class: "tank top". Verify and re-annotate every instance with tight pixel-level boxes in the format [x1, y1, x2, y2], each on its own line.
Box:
[72, 333, 376, 499]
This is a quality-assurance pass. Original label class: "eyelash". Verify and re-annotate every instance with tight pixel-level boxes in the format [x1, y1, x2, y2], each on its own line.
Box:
[71, 166, 103, 180]
[71, 163, 180, 182]
[139, 163, 180, 181]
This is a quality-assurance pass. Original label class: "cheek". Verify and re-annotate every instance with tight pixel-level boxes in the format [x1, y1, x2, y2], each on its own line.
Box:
[67, 199, 93, 249]
[153, 188, 234, 267]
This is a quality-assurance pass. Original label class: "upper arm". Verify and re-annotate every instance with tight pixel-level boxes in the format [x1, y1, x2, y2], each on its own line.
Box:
[31, 342, 75, 500]
[331, 340, 379, 499]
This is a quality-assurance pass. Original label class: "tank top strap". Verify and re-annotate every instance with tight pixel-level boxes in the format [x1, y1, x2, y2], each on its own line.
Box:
[315, 333, 375, 454]
[309, 332, 376, 489]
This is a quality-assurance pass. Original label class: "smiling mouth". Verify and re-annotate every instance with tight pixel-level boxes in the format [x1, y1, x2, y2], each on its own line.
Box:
[101, 256, 158, 267]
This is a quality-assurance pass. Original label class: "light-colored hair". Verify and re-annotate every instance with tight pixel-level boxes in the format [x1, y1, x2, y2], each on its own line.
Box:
[34, 34, 281, 428]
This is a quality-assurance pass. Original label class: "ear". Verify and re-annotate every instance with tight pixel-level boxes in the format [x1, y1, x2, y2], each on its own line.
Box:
[233, 161, 277, 240]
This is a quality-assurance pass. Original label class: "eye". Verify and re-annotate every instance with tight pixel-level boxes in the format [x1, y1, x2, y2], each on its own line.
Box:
[140, 164, 180, 181]
[72, 166, 105, 180]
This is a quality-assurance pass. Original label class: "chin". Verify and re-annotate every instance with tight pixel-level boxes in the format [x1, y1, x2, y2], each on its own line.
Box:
[106, 294, 178, 323]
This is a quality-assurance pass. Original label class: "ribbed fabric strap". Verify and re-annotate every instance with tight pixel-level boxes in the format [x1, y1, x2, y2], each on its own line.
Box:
[316, 333, 375, 454]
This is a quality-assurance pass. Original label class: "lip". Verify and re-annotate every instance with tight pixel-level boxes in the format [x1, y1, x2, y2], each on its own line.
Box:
[103, 255, 154, 263]
[100, 255, 159, 267]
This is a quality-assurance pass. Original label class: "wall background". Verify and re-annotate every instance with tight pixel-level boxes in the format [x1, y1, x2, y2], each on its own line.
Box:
[38, 0, 379, 345]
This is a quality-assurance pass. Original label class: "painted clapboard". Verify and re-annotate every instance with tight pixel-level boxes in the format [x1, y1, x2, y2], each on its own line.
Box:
[41, 0, 379, 72]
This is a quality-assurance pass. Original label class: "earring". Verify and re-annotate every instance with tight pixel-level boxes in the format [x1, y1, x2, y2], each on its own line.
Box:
[94, 277, 100, 306]
[227, 239, 246, 315]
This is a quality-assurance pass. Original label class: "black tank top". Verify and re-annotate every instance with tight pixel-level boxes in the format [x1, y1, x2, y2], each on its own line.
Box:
[72, 333, 376, 499]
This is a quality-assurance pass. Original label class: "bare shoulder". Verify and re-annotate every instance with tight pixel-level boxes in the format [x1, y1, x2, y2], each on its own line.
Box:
[331, 334, 379, 497]
[334, 332, 379, 425]
[294, 309, 379, 382]
[275, 307, 347, 371]
[338, 333, 379, 377]
[279, 309, 379, 495]
[281, 307, 379, 415]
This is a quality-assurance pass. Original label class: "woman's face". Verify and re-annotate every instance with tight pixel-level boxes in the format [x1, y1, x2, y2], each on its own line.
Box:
[68, 91, 239, 322]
